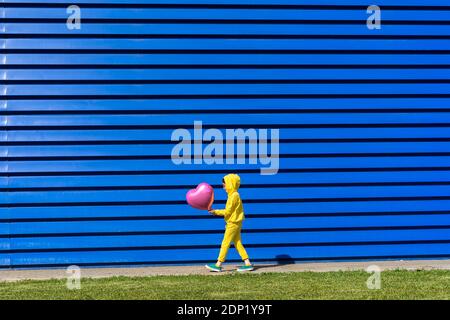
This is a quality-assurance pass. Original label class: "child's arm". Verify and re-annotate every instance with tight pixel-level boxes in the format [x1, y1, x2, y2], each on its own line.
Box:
[210, 193, 238, 216]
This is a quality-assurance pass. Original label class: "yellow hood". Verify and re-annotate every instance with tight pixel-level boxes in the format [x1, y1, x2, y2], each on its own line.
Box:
[223, 174, 241, 194]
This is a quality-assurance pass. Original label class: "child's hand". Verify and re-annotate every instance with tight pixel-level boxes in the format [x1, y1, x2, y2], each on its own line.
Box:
[208, 209, 215, 215]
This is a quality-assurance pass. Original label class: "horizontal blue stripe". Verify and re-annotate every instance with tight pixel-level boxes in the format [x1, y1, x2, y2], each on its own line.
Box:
[6, 69, 450, 80]
[9, 244, 450, 268]
[6, 171, 450, 189]
[4, 84, 450, 96]
[5, 54, 450, 64]
[5, 98, 450, 111]
[6, 39, 450, 50]
[5, 8, 450, 20]
[6, 112, 450, 126]
[4, 142, 450, 157]
[7, 187, 450, 198]
[6, 214, 450, 235]
[3, 0, 449, 6]
[5, 185, 450, 205]
[4, 200, 450, 219]
[7, 128, 450, 142]
[4, 24, 450, 35]
[9, 229, 450, 251]
[6, 157, 450, 173]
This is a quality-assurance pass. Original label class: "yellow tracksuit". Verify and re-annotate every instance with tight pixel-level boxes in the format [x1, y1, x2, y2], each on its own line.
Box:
[213, 174, 249, 262]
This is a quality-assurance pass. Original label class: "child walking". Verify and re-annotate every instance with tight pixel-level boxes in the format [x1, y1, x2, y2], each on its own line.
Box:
[205, 173, 254, 272]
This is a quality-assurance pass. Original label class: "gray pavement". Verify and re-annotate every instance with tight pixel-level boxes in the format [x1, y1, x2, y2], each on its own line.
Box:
[1, 259, 450, 282]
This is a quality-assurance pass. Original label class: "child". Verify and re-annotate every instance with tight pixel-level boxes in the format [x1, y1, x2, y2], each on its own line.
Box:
[205, 173, 254, 272]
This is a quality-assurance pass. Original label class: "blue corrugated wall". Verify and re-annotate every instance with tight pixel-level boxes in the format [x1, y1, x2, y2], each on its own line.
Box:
[1, 0, 450, 268]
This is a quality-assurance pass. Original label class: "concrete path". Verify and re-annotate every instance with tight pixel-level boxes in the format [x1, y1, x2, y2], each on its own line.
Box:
[1, 259, 450, 282]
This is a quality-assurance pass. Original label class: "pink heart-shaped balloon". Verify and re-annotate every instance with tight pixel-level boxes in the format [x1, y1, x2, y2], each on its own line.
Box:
[186, 183, 214, 210]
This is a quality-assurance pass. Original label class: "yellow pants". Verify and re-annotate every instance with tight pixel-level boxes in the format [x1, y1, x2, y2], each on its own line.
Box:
[218, 222, 249, 262]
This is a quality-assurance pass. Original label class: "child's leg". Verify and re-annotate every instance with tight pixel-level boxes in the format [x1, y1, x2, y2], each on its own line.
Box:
[217, 223, 239, 265]
[234, 229, 251, 264]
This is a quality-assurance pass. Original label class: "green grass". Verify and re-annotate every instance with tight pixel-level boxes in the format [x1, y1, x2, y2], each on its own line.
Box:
[0, 270, 449, 300]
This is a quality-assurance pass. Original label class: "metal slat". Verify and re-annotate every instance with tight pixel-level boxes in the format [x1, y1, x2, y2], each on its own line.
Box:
[6, 128, 450, 142]
[9, 229, 450, 251]
[5, 69, 450, 81]
[6, 39, 450, 50]
[8, 244, 450, 268]
[6, 171, 450, 189]
[5, 185, 450, 205]
[4, 24, 450, 36]
[5, 53, 450, 64]
[2, 0, 449, 5]
[5, 200, 450, 220]
[6, 112, 450, 126]
[4, 8, 450, 21]
[6, 214, 450, 235]
[6, 157, 450, 173]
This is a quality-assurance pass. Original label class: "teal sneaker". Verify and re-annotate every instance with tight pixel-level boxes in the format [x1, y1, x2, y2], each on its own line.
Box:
[237, 265, 254, 272]
[205, 263, 222, 272]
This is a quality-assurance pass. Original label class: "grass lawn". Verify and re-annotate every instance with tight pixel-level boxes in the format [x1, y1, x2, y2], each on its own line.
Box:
[0, 270, 449, 300]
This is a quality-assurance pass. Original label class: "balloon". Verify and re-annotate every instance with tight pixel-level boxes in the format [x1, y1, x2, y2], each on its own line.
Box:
[186, 183, 214, 210]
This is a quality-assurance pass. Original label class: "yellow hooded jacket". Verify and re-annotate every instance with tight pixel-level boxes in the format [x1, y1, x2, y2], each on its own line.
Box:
[214, 174, 244, 224]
